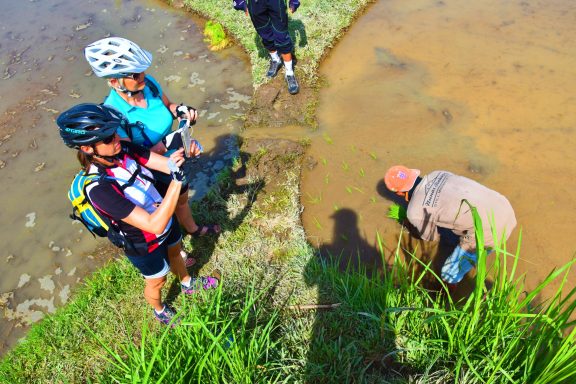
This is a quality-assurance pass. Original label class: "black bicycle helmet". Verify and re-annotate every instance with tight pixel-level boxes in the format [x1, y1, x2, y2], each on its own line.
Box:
[57, 103, 127, 149]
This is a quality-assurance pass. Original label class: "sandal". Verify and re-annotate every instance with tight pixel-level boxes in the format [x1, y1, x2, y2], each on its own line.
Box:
[189, 224, 221, 238]
[180, 250, 197, 267]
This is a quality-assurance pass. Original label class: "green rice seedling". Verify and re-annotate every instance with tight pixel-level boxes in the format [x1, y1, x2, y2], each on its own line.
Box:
[321, 158, 328, 166]
[352, 186, 364, 194]
[370, 196, 377, 204]
[369, 152, 377, 160]
[323, 133, 333, 144]
[325, 173, 330, 184]
[345, 186, 353, 194]
[299, 137, 312, 147]
[333, 204, 339, 211]
[359, 168, 365, 177]
[306, 192, 322, 204]
[387, 203, 407, 223]
[341, 161, 349, 171]
[313, 216, 323, 230]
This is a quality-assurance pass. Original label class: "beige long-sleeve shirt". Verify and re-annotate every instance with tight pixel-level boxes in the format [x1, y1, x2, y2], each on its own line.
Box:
[407, 171, 516, 252]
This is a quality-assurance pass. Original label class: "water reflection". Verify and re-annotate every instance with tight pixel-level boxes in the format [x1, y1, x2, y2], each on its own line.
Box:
[0, 0, 252, 353]
[302, 0, 576, 297]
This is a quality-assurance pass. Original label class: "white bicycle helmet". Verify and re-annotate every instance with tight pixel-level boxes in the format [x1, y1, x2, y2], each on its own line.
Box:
[84, 37, 153, 78]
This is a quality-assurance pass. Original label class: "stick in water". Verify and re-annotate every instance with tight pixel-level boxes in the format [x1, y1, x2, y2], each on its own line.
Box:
[287, 303, 341, 310]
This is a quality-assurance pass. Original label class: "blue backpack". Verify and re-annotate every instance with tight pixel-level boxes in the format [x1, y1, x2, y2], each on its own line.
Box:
[68, 171, 112, 238]
[68, 170, 138, 251]
[68, 166, 156, 252]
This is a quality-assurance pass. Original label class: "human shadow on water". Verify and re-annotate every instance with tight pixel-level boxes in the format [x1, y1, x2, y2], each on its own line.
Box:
[164, 134, 264, 303]
[303, 210, 407, 380]
[300, 180, 488, 380]
[318, 208, 382, 273]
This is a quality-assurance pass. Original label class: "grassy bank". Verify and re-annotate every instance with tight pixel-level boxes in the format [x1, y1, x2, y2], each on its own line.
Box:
[2, 0, 576, 383]
[175, 0, 374, 86]
[2, 137, 576, 382]
[3, 160, 576, 382]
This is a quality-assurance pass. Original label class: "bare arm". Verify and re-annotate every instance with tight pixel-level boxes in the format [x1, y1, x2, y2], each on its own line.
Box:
[144, 148, 184, 174]
[121, 179, 182, 234]
[162, 93, 176, 115]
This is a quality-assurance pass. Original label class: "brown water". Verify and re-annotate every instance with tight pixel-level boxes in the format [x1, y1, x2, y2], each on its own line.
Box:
[0, 0, 252, 353]
[302, 0, 576, 294]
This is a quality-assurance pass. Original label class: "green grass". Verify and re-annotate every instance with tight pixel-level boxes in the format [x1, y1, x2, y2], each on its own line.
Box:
[89, 283, 285, 383]
[2, 182, 576, 382]
[3, 0, 576, 381]
[176, 0, 375, 87]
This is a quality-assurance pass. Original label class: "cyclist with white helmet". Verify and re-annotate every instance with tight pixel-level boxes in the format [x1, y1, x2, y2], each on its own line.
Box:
[57, 103, 218, 326]
[84, 37, 220, 246]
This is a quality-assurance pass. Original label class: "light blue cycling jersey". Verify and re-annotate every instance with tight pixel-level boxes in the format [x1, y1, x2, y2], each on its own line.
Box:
[104, 75, 174, 148]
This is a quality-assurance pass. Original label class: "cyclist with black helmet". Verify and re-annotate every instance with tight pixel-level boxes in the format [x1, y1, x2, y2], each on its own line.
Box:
[57, 103, 218, 326]
[84, 37, 220, 245]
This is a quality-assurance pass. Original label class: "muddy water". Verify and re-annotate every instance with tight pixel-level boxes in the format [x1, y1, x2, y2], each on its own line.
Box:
[0, 0, 252, 353]
[302, 0, 576, 294]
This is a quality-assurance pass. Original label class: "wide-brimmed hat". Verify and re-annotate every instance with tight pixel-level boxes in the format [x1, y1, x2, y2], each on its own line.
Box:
[384, 165, 421, 192]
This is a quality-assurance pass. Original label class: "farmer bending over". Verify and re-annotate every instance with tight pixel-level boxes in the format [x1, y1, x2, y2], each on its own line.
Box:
[384, 165, 517, 288]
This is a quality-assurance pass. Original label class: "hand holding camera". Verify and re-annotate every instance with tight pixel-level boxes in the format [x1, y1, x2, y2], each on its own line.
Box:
[175, 104, 197, 125]
[167, 152, 187, 184]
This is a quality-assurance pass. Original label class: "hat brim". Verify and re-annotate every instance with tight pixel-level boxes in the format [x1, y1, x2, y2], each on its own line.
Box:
[401, 168, 420, 192]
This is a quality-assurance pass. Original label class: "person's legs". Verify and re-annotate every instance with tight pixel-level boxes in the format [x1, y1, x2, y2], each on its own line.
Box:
[144, 276, 167, 312]
[248, 0, 297, 94]
[171, 240, 219, 294]
[126, 232, 172, 312]
[152, 171, 200, 235]
[162, 225, 218, 294]
[175, 192, 199, 234]
[247, 1, 283, 78]
[266, 0, 298, 94]
[167, 241, 218, 293]
[167, 240, 191, 284]
[127, 248, 171, 322]
[173, 189, 220, 238]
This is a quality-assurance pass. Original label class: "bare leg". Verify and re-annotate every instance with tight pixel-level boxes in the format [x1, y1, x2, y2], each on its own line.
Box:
[175, 193, 199, 235]
[167, 242, 191, 284]
[144, 276, 167, 312]
[281, 52, 292, 62]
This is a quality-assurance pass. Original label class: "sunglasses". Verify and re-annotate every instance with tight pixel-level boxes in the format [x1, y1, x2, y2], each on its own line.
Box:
[101, 134, 116, 145]
[125, 72, 144, 81]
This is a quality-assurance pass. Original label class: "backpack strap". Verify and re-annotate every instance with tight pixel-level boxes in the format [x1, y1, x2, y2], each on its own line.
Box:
[144, 76, 160, 98]
[100, 163, 154, 192]
[124, 121, 155, 148]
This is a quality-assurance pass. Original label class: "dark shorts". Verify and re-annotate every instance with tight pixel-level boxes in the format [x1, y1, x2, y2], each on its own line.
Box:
[248, 0, 293, 54]
[125, 219, 182, 278]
